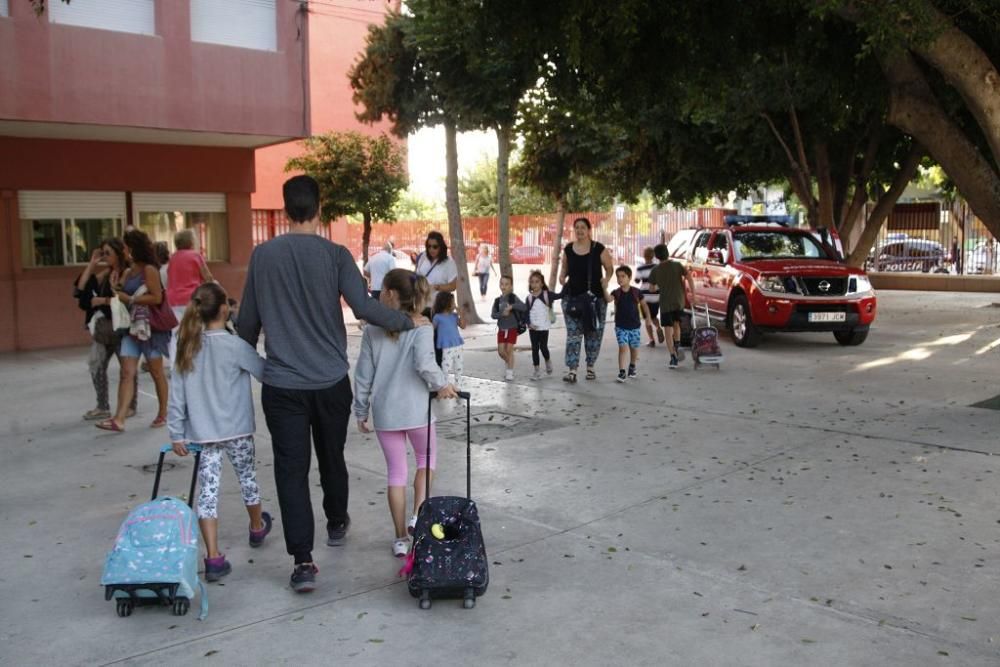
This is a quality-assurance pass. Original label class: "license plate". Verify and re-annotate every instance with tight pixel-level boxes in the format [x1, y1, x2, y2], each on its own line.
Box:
[808, 311, 846, 323]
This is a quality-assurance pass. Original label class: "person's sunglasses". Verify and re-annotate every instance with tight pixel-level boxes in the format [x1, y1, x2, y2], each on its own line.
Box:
[426, 243, 440, 249]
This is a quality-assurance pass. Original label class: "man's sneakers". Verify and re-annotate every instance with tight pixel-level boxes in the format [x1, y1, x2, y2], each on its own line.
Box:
[290, 563, 318, 593]
[617, 369, 627, 383]
[669, 355, 679, 369]
[204, 555, 232, 583]
[248, 511, 272, 548]
[393, 537, 411, 558]
[326, 514, 351, 546]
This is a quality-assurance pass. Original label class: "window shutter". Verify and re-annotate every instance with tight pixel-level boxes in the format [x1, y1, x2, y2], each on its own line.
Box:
[18, 191, 126, 219]
[190, 0, 276, 52]
[133, 193, 227, 214]
[48, 0, 155, 36]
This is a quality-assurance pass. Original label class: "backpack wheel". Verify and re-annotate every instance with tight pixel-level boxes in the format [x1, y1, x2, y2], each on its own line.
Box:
[462, 591, 476, 609]
[116, 599, 134, 617]
[418, 591, 431, 610]
[172, 598, 190, 616]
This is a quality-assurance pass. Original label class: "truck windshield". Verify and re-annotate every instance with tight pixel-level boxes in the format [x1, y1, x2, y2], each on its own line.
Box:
[733, 231, 828, 261]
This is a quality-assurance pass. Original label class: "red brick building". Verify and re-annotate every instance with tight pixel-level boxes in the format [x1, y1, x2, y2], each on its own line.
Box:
[0, 0, 387, 351]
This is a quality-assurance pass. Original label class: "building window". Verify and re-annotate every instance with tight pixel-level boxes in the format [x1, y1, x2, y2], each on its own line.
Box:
[133, 193, 229, 261]
[19, 191, 126, 268]
[0, 1, 9, 19]
[190, 0, 276, 52]
[48, 0, 156, 36]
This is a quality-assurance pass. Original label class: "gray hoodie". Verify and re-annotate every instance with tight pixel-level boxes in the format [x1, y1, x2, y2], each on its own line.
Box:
[491, 293, 527, 330]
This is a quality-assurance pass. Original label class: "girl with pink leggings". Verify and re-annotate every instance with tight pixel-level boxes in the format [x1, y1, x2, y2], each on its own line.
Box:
[352, 269, 458, 558]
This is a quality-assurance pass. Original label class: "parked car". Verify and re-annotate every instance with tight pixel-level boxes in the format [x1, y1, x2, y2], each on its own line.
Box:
[966, 240, 999, 275]
[670, 216, 877, 347]
[870, 239, 948, 273]
[511, 245, 547, 264]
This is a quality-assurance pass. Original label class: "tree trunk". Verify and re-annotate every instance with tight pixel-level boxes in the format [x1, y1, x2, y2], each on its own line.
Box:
[814, 142, 836, 230]
[846, 143, 924, 267]
[361, 211, 372, 266]
[548, 194, 567, 290]
[880, 52, 1000, 239]
[496, 123, 513, 277]
[444, 120, 483, 324]
[909, 1, 1000, 166]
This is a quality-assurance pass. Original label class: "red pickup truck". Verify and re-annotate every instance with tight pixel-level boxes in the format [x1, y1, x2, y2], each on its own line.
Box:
[670, 216, 877, 347]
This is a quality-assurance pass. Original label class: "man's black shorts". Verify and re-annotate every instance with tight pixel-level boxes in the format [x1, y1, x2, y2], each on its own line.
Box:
[660, 309, 684, 326]
[645, 301, 660, 320]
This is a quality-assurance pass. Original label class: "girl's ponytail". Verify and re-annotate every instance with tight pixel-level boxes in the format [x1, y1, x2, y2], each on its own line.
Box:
[174, 282, 227, 374]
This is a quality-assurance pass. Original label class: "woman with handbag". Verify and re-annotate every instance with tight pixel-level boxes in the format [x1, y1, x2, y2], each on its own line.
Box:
[96, 229, 174, 433]
[73, 238, 137, 421]
[558, 217, 615, 383]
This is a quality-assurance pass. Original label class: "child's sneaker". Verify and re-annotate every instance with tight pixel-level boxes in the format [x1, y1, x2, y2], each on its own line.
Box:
[407, 514, 417, 535]
[392, 537, 411, 558]
[531, 367, 542, 381]
[290, 563, 318, 593]
[545, 360, 553, 375]
[204, 555, 232, 582]
[617, 369, 627, 383]
[248, 511, 272, 548]
[505, 369, 514, 382]
[669, 355, 679, 369]
[628, 365, 638, 379]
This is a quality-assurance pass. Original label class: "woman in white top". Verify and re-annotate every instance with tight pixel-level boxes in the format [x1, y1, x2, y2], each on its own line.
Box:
[415, 231, 458, 309]
[415, 231, 459, 365]
[473, 245, 496, 300]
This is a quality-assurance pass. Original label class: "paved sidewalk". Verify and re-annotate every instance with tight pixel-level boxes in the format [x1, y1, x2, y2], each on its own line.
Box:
[1, 290, 998, 665]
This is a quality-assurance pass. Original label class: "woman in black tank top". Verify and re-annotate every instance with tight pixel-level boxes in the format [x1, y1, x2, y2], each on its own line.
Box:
[558, 217, 614, 382]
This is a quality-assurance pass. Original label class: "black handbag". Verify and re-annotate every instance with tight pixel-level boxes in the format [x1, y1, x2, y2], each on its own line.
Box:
[565, 243, 601, 332]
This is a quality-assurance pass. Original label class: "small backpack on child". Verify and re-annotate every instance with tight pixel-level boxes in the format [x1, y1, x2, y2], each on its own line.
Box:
[101, 444, 207, 619]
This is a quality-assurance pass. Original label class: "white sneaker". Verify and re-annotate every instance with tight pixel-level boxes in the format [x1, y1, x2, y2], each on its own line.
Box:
[407, 514, 417, 535]
[392, 537, 411, 558]
[530, 368, 542, 381]
[545, 361, 553, 375]
[505, 369, 514, 381]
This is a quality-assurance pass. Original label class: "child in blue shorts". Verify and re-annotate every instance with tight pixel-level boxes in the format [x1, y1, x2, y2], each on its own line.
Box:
[608, 265, 650, 382]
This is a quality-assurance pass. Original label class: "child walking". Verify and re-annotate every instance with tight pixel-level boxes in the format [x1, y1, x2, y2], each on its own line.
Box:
[525, 270, 562, 380]
[608, 265, 650, 382]
[491, 275, 527, 382]
[432, 292, 466, 389]
[353, 269, 458, 558]
[168, 282, 272, 582]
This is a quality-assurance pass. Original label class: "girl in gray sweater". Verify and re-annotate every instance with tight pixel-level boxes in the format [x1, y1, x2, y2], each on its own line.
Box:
[353, 270, 458, 558]
[168, 283, 272, 582]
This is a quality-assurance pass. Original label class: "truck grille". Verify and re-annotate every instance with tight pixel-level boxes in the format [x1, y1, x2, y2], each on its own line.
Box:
[800, 277, 847, 296]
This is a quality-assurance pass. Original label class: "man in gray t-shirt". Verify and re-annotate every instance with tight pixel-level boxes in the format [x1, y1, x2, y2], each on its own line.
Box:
[237, 175, 417, 593]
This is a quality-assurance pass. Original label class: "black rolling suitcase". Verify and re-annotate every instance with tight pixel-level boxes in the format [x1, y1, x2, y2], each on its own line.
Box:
[406, 390, 489, 609]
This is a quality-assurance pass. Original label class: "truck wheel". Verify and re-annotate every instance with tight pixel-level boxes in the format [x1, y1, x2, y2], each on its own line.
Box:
[728, 295, 761, 348]
[834, 329, 868, 346]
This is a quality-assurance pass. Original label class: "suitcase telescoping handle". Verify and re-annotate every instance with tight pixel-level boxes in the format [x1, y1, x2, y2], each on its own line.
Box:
[690, 302, 711, 328]
[426, 390, 472, 500]
[151, 443, 203, 508]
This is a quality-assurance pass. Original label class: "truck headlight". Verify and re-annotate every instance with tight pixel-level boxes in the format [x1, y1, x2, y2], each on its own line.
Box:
[849, 275, 872, 293]
[758, 275, 786, 293]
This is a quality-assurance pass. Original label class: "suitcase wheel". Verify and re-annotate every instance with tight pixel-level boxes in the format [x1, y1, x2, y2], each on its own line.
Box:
[116, 599, 134, 617]
[418, 591, 431, 610]
[463, 588, 475, 609]
[172, 597, 190, 616]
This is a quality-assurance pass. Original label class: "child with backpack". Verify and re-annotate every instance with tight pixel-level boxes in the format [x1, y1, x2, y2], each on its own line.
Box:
[525, 270, 563, 380]
[608, 265, 650, 382]
[432, 292, 466, 389]
[491, 275, 527, 382]
[168, 282, 272, 582]
[353, 269, 458, 558]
